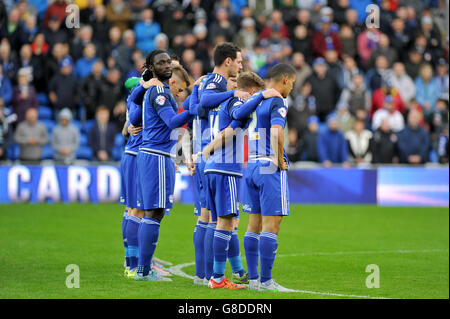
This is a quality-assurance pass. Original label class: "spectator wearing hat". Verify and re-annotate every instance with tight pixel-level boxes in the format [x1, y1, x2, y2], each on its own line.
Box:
[397, 109, 430, 164]
[234, 17, 258, 52]
[415, 63, 441, 114]
[300, 115, 320, 162]
[49, 56, 79, 112]
[11, 68, 38, 124]
[134, 8, 161, 55]
[52, 108, 79, 165]
[371, 117, 399, 164]
[88, 106, 117, 162]
[391, 62, 416, 106]
[306, 57, 341, 122]
[345, 119, 373, 164]
[317, 113, 349, 167]
[43, 15, 70, 49]
[14, 107, 48, 163]
[372, 95, 405, 133]
[312, 16, 342, 58]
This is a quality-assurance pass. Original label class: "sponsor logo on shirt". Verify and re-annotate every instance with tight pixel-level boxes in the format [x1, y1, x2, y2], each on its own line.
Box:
[155, 95, 166, 106]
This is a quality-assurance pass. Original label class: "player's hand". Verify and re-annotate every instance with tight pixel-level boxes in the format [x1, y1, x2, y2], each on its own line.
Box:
[279, 158, 288, 170]
[194, 75, 206, 86]
[128, 124, 142, 136]
[202, 146, 212, 160]
[262, 88, 283, 99]
[187, 160, 195, 176]
[234, 90, 251, 100]
[143, 78, 163, 89]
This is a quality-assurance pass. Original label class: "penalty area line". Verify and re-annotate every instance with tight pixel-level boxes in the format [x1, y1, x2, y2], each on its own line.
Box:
[163, 260, 392, 299]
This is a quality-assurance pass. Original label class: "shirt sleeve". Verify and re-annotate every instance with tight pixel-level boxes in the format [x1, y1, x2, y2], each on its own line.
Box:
[269, 97, 288, 128]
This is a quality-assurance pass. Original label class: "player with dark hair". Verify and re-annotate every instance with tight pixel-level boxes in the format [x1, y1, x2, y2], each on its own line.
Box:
[242, 63, 297, 292]
[201, 72, 283, 289]
[189, 42, 250, 286]
[128, 50, 193, 281]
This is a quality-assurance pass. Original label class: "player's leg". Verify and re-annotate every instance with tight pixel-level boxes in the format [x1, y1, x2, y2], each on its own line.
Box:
[242, 162, 262, 288]
[209, 175, 245, 289]
[258, 167, 290, 291]
[135, 153, 172, 281]
[125, 208, 143, 277]
[192, 169, 208, 284]
[203, 174, 216, 282]
[120, 154, 130, 273]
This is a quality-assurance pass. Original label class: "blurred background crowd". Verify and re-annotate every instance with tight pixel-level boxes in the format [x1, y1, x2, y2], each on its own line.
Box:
[0, 0, 448, 167]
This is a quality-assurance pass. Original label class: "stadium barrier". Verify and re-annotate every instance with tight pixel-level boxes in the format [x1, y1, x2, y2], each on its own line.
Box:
[0, 165, 448, 207]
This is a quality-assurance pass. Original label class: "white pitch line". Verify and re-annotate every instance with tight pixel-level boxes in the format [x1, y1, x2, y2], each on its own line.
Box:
[166, 261, 390, 299]
[161, 249, 448, 299]
[277, 248, 449, 258]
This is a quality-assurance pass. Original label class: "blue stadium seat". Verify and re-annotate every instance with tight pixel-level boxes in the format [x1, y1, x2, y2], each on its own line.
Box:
[37, 93, 50, 105]
[76, 146, 93, 160]
[38, 105, 53, 120]
[40, 119, 56, 133]
[7, 143, 20, 161]
[84, 120, 95, 134]
[79, 133, 88, 146]
[115, 133, 125, 147]
[112, 146, 124, 161]
[318, 122, 328, 135]
[41, 145, 55, 160]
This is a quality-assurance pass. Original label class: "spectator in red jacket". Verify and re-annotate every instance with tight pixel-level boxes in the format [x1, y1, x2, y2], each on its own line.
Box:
[260, 10, 289, 41]
[370, 81, 406, 118]
[43, 0, 68, 29]
[312, 16, 342, 58]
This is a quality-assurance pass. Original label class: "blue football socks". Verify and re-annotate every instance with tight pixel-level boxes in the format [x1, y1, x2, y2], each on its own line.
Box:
[212, 229, 232, 283]
[244, 232, 260, 280]
[259, 232, 278, 284]
[126, 215, 141, 270]
[193, 221, 208, 279]
[137, 217, 160, 276]
[228, 227, 245, 276]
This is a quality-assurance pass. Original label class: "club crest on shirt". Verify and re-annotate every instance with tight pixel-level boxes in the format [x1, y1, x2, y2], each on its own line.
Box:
[155, 95, 166, 106]
[278, 107, 287, 118]
[206, 83, 216, 90]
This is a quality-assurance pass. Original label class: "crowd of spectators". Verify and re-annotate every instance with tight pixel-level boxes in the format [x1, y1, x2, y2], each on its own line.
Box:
[0, 0, 448, 166]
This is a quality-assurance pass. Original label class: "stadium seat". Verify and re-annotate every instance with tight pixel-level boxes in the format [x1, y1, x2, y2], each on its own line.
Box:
[37, 93, 50, 105]
[7, 143, 20, 161]
[112, 146, 124, 161]
[38, 105, 53, 120]
[84, 120, 95, 134]
[41, 145, 55, 160]
[318, 122, 328, 135]
[79, 133, 88, 146]
[115, 133, 125, 147]
[76, 146, 93, 160]
[40, 119, 56, 133]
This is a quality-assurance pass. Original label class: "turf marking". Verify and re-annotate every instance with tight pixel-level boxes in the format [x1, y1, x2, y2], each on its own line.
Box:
[163, 249, 448, 299]
[166, 261, 391, 299]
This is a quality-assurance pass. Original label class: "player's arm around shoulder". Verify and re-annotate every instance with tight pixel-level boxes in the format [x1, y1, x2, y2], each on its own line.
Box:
[270, 98, 288, 170]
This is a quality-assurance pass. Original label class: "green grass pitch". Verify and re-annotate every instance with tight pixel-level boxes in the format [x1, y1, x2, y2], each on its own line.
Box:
[0, 203, 448, 299]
